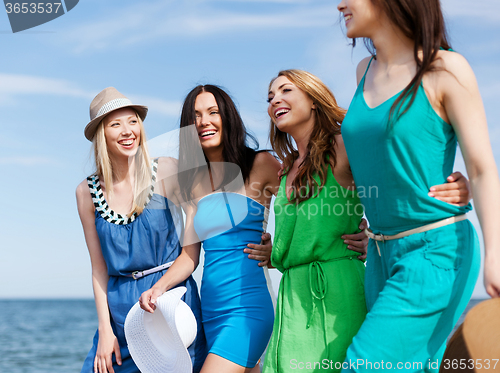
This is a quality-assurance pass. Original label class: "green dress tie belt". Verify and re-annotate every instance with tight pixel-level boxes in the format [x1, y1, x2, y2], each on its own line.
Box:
[273, 256, 357, 369]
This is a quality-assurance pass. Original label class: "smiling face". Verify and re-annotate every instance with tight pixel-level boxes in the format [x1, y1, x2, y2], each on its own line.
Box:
[337, 0, 381, 39]
[267, 75, 316, 136]
[195, 92, 223, 153]
[103, 107, 141, 159]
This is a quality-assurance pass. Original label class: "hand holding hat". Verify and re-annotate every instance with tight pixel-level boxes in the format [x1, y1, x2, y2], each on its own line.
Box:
[124, 286, 197, 373]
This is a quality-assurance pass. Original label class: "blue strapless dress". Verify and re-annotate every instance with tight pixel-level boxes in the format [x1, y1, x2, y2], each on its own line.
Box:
[193, 192, 274, 368]
[81, 164, 207, 373]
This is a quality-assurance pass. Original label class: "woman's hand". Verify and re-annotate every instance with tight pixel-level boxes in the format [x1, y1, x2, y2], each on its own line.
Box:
[94, 328, 122, 373]
[139, 286, 165, 313]
[342, 218, 369, 261]
[428, 171, 471, 206]
[244, 232, 272, 267]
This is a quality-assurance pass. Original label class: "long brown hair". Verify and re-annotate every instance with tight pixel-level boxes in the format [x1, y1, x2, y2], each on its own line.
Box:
[269, 69, 345, 204]
[362, 0, 452, 121]
[178, 85, 259, 202]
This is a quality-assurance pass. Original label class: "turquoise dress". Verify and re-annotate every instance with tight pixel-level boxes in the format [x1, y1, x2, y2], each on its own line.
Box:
[193, 192, 274, 368]
[81, 160, 207, 373]
[340, 57, 480, 372]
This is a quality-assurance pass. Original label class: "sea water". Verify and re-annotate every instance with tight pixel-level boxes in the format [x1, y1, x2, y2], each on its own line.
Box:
[0, 298, 485, 373]
[0, 299, 96, 373]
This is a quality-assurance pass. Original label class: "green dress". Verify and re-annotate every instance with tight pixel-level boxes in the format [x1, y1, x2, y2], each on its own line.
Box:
[262, 166, 367, 372]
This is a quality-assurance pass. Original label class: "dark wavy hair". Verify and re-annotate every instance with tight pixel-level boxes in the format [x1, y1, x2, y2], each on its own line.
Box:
[178, 85, 259, 202]
[354, 0, 452, 122]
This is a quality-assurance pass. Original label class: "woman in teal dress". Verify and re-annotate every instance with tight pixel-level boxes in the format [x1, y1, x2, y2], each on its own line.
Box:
[263, 69, 473, 373]
[336, 0, 500, 370]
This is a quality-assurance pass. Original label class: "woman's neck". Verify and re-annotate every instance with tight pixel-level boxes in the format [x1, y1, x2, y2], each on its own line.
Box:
[110, 155, 136, 185]
[205, 148, 224, 163]
[295, 136, 309, 163]
[290, 124, 312, 163]
[369, 18, 415, 66]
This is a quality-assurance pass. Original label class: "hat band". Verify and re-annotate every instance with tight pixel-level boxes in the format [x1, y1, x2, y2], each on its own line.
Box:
[95, 98, 134, 119]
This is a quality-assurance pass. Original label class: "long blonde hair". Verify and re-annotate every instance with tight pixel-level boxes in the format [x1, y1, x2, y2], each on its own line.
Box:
[92, 111, 152, 216]
[269, 69, 346, 204]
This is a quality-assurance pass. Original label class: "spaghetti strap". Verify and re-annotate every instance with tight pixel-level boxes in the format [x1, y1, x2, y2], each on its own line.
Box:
[360, 55, 375, 82]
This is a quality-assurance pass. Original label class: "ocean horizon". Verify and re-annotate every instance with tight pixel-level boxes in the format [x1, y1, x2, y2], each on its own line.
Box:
[0, 298, 486, 372]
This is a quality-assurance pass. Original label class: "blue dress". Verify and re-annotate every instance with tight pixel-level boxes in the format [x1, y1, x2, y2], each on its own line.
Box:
[193, 192, 274, 368]
[81, 160, 207, 373]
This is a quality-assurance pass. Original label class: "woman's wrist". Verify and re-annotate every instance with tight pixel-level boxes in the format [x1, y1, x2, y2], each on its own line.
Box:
[98, 324, 114, 335]
[485, 251, 500, 266]
[153, 278, 170, 294]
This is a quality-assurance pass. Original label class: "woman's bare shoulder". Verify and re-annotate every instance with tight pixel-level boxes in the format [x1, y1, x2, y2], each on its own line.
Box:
[253, 151, 281, 173]
[356, 56, 372, 85]
[156, 156, 180, 180]
[433, 50, 475, 81]
[76, 178, 94, 213]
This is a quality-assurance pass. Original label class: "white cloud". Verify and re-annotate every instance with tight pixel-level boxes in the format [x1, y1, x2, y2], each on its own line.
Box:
[0, 156, 60, 166]
[442, 0, 500, 22]
[0, 73, 92, 101]
[130, 95, 182, 118]
[0, 73, 182, 118]
[61, 1, 337, 53]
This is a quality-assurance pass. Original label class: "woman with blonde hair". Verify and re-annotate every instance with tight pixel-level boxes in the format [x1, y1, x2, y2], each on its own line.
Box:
[263, 69, 472, 372]
[76, 87, 208, 373]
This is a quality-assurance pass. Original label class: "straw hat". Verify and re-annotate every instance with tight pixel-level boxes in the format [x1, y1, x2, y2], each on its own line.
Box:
[440, 297, 500, 372]
[124, 287, 197, 373]
[84, 87, 148, 141]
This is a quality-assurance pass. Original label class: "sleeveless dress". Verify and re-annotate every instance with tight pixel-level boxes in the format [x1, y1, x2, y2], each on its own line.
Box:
[340, 57, 480, 372]
[81, 159, 207, 373]
[262, 166, 367, 373]
[193, 192, 275, 368]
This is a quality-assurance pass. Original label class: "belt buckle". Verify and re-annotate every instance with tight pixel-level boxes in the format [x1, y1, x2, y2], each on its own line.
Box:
[132, 271, 140, 280]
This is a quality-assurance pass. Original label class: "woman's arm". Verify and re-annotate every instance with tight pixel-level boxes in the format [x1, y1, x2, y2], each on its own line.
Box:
[342, 218, 369, 261]
[441, 52, 500, 297]
[139, 202, 201, 313]
[243, 152, 282, 268]
[333, 134, 369, 260]
[250, 151, 282, 200]
[76, 181, 122, 373]
[244, 232, 273, 266]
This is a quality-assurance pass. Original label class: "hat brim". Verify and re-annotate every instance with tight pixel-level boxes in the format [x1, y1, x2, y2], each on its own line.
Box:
[462, 297, 500, 359]
[84, 104, 148, 141]
[440, 298, 500, 371]
[124, 287, 194, 373]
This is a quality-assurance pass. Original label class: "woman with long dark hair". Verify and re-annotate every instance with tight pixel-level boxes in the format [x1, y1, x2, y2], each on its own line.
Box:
[139, 85, 281, 373]
[336, 0, 500, 369]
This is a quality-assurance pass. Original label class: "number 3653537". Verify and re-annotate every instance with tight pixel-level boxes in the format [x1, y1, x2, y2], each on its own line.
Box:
[5, 3, 62, 14]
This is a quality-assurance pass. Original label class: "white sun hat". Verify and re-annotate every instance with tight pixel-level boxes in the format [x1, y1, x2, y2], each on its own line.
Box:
[124, 286, 197, 373]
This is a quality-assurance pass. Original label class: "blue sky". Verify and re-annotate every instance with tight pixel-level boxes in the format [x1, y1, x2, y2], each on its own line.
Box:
[1, 0, 499, 299]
